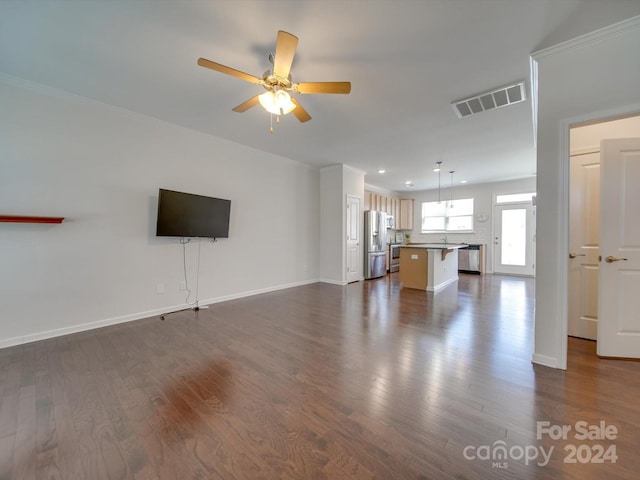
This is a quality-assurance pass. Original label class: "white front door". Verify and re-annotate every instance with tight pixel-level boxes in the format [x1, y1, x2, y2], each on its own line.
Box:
[568, 151, 600, 340]
[597, 138, 640, 358]
[493, 204, 536, 276]
[346, 195, 361, 283]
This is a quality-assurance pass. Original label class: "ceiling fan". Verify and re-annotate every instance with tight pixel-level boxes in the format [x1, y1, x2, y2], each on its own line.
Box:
[197, 30, 351, 124]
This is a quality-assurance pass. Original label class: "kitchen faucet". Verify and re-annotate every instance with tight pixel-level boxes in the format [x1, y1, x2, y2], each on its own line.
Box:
[441, 235, 448, 245]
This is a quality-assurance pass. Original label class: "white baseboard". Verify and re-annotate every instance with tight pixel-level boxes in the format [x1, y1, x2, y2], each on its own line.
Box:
[531, 353, 563, 370]
[428, 276, 459, 292]
[0, 305, 181, 350]
[318, 278, 348, 285]
[0, 278, 321, 349]
[198, 279, 319, 305]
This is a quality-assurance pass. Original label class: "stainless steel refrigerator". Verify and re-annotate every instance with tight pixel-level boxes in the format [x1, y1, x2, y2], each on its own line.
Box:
[364, 210, 388, 279]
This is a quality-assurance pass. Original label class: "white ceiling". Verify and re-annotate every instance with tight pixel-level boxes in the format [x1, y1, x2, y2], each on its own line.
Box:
[2, 1, 640, 192]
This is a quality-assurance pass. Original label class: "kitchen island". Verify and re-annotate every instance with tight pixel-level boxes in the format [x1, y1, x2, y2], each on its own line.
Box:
[399, 244, 466, 291]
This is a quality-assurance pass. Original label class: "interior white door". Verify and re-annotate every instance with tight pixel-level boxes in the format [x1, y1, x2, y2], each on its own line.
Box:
[568, 151, 600, 340]
[597, 138, 640, 358]
[346, 195, 361, 283]
[493, 204, 536, 276]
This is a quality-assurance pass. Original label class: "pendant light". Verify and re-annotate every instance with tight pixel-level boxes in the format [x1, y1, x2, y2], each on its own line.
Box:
[449, 170, 455, 208]
[435, 161, 443, 203]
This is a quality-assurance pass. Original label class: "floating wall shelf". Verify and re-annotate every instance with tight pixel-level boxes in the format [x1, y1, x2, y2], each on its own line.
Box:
[0, 215, 65, 224]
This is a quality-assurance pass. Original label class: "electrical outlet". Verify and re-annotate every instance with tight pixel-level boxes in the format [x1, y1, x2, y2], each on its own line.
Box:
[156, 283, 165, 294]
[179, 280, 187, 290]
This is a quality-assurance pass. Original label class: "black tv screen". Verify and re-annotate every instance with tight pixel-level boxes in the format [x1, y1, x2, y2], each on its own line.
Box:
[156, 189, 231, 238]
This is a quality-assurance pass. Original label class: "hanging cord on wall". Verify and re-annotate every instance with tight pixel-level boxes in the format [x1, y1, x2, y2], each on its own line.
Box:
[159, 237, 208, 320]
[194, 237, 202, 309]
[180, 237, 202, 308]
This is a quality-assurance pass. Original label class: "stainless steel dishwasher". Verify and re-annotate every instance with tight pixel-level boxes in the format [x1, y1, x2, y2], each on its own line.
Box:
[458, 244, 481, 274]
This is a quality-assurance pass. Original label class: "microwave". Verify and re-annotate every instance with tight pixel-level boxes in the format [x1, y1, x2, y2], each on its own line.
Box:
[385, 214, 394, 229]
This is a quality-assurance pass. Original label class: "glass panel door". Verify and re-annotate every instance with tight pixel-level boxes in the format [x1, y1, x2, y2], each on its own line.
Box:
[494, 204, 535, 276]
[501, 208, 527, 266]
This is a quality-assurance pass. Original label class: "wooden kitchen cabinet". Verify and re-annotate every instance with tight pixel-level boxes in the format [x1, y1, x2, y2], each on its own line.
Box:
[364, 192, 414, 230]
[392, 198, 400, 225]
[364, 191, 371, 210]
[399, 247, 427, 290]
[398, 199, 414, 230]
[373, 193, 380, 211]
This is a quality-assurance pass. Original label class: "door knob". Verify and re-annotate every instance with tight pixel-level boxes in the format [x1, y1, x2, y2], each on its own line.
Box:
[569, 253, 586, 258]
[605, 255, 628, 263]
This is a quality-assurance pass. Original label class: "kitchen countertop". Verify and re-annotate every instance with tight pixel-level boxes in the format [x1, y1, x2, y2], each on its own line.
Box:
[400, 243, 467, 249]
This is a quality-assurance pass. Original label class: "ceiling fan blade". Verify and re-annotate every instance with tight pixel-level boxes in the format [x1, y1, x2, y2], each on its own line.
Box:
[295, 82, 351, 94]
[232, 95, 260, 112]
[291, 97, 311, 123]
[273, 31, 298, 79]
[197, 58, 262, 84]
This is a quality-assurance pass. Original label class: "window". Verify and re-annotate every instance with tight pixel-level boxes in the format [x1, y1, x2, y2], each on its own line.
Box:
[496, 192, 536, 204]
[421, 198, 474, 233]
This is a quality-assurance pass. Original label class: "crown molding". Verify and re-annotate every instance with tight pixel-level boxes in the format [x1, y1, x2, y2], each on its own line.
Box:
[532, 15, 640, 61]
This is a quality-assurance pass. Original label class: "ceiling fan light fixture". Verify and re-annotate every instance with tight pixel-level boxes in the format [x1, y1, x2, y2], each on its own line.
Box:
[258, 89, 296, 115]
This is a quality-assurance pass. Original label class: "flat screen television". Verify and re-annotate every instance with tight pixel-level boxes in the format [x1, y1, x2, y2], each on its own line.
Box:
[156, 188, 231, 238]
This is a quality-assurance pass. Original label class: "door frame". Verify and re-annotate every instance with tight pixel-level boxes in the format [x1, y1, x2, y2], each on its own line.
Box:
[345, 194, 362, 283]
[555, 107, 640, 369]
[493, 202, 536, 276]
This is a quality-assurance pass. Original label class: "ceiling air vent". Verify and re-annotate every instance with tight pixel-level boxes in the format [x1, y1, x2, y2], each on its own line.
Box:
[451, 81, 526, 119]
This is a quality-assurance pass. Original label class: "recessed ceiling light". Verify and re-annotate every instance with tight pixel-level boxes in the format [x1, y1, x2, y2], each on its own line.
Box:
[404, 181, 413, 186]
[460, 180, 468, 183]
[377, 169, 386, 174]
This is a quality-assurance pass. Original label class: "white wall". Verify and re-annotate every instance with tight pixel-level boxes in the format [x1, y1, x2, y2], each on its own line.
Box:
[571, 115, 640, 153]
[532, 16, 640, 369]
[401, 177, 536, 272]
[0, 78, 320, 347]
[363, 183, 395, 197]
[320, 165, 343, 283]
[320, 164, 365, 284]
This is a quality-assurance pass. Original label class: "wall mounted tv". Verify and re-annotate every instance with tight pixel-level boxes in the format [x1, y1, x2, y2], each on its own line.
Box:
[156, 188, 231, 238]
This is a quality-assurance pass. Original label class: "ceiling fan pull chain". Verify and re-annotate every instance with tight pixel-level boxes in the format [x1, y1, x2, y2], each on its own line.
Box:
[270, 113, 274, 133]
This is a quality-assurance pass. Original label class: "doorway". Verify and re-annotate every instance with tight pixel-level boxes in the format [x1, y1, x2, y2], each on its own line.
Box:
[493, 198, 536, 276]
[346, 194, 361, 283]
[567, 115, 640, 347]
[567, 149, 600, 340]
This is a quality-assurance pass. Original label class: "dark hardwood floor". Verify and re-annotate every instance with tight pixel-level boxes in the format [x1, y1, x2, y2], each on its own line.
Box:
[1, 273, 639, 479]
